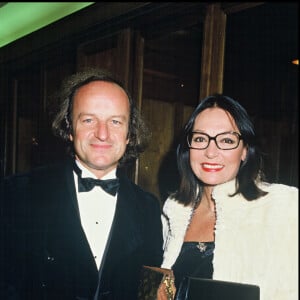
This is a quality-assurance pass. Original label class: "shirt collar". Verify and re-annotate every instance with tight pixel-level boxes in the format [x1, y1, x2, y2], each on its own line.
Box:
[75, 160, 117, 180]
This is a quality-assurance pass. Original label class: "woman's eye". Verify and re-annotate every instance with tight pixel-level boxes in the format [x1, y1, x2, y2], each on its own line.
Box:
[194, 136, 205, 143]
[222, 138, 234, 144]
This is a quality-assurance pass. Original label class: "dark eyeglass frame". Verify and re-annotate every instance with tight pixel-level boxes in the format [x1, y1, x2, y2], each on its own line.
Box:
[187, 131, 243, 150]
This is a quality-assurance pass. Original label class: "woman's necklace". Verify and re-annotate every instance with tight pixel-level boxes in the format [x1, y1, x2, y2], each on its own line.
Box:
[186, 193, 216, 248]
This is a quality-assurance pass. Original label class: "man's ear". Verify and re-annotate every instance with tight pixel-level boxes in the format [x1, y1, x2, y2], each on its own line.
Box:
[69, 134, 73, 142]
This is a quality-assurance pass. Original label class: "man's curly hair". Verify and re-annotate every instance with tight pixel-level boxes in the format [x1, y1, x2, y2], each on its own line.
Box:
[51, 68, 150, 167]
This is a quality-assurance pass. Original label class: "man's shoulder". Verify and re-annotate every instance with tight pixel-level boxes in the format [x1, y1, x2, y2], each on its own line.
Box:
[119, 175, 160, 205]
[121, 176, 155, 196]
[2, 159, 72, 187]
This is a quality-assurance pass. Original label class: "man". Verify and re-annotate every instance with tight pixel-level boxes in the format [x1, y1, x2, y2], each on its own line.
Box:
[0, 69, 163, 300]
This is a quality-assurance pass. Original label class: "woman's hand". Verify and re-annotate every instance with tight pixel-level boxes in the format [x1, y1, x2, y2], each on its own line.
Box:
[157, 273, 176, 300]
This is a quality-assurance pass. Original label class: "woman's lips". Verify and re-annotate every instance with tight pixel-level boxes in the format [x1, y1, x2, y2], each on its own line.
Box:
[201, 163, 224, 172]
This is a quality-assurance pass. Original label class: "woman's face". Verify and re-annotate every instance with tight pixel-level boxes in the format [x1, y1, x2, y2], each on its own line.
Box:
[189, 107, 247, 186]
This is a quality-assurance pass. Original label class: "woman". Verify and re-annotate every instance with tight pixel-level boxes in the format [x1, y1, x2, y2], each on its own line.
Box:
[157, 94, 298, 300]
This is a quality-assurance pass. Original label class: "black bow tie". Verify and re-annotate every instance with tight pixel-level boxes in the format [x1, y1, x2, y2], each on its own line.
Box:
[78, 177, 119, 196]
[73, 162, 119, 196]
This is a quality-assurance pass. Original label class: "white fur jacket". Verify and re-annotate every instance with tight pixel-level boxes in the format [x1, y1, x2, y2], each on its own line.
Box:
[161, 179, 298, 300]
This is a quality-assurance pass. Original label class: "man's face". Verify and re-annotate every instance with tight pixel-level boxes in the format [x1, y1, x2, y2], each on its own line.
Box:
[70, 80, 130, 178]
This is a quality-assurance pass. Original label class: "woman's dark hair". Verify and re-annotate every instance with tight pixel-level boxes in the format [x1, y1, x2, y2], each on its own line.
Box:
[174, 94, 267, 205]
[51, 68, 150, 167]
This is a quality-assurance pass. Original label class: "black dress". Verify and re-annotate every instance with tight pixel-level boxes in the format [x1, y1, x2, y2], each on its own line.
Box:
[172, 241, 215, 289]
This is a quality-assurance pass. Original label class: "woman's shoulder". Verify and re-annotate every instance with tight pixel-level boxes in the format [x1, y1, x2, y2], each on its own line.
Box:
[162, 196, 193, 217]
[256, 182, 298, 214]
[163, 196, 190, 209]
[259, 181, 298, 198]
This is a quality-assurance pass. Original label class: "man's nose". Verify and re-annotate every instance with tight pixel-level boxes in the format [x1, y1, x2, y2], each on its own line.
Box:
[94, 122, 109, 140]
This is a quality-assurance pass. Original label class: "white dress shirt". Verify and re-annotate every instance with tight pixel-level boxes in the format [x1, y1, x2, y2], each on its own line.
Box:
[73, 160, 117, 269]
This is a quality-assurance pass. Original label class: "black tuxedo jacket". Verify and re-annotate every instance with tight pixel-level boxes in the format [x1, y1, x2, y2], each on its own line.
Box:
[0, 159, 163, 300]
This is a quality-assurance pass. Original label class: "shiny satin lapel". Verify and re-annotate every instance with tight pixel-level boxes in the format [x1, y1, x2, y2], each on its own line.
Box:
[100, 178, 143, 268]
[31, 161, 99, 290]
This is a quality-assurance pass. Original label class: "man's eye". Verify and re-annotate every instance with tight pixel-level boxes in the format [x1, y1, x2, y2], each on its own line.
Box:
[83, 118, 93, 123]
[112, 119, 121, 125]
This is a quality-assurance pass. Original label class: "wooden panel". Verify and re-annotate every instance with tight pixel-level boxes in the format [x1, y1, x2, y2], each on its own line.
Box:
[223, 3, 298, 187]
[157, 104, 195, 202]
[199, 3, 226, 99]
[76, 29, 134, 86]
[138, 98, 195, 201]
[138, 99, 175, 200]
[130, 31, 145, 183]
[13, 70, 40, 173]
[77, 35, 119, 73]
[17, 118, 34, 172]
[40, 61, 75, 164]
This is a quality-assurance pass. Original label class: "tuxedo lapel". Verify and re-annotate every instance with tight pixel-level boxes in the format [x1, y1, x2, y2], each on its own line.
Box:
[32, 160, 99, 295]
[99, 177, 143, 280]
